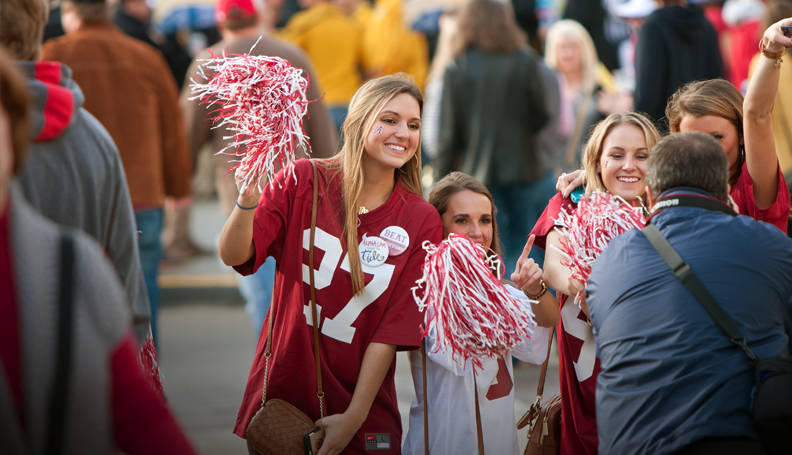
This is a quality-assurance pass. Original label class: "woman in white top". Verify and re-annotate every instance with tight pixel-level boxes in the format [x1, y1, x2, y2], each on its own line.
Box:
[403, 172, 560, 455]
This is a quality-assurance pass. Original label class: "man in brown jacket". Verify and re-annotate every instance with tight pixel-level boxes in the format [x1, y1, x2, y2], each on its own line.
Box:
[181, 0, 338, 341]
[43, 0, 193, 347]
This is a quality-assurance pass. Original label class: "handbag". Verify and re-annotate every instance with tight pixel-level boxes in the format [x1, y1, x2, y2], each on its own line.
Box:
[643, 223, 792, 455]
[517, 327, 561, 455]
[421, 339, 486, 455]
[246, 160, 327, 455]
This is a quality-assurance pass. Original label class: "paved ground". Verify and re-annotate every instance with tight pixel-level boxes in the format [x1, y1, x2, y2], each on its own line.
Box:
[158, 199, 560, 455]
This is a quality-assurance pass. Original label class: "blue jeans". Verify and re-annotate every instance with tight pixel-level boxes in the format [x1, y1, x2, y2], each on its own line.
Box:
[489, 175, 558, 276]
[135, 209, 163, 348]
[239, 256, 276, 343]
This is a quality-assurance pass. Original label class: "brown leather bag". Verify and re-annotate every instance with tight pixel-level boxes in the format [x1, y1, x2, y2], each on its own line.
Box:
[246, 161, 326, 455]
[517, 328, 561, 455]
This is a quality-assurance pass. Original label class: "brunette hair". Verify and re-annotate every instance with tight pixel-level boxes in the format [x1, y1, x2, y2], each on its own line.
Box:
[582, 111, 661, 196]
[0, 0, 48, 61]
[325, 73, 423, 295]
[544, 19, 599, 96]
[763, 0, 792, 31]
[0, 47, 31, 174]
[666, 79, 745, 167]
[62, 0, 110, 23]
[452, 0, 527, 58]
[428, 172, 503, 258]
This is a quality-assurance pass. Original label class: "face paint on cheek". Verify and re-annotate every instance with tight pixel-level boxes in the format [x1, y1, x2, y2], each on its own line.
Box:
[604, 160, 609, 169]
[374, 125, 383, 135]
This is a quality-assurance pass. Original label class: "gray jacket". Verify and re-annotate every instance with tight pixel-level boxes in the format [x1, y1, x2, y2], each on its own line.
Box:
[0, 183, 130, 455]
[16, 61, 149, 342]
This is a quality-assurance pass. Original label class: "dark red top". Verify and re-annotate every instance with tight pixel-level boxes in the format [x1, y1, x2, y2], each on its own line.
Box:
[731, 161, 790, 234]
[530, 193, 601, 455]
[233, 160, 442, 452]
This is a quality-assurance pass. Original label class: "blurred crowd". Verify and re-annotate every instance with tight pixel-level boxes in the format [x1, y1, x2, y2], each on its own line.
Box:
[2, 0, 792, 453]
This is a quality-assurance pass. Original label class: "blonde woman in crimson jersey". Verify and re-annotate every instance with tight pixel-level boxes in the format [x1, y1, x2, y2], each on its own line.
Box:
[402, 172, 559, 455]
[219, 74, 443, 455]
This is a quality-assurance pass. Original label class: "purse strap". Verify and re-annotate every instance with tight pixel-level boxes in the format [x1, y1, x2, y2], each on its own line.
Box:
[421, 340, 487, 454]
[472, 375, 486, 455]
[47, 231, 75, 455]
[527, 326, 556, 416]
[422, 339, 429, 455]
[262, 160, 325, 417]
[642, 223, 758, 365]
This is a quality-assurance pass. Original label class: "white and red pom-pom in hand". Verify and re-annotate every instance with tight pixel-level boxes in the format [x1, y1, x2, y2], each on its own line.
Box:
[412, 234, 535, 371]
[553, 191, 646, 302]
[139, 326, 164, 396]
[189, 39, 313, 193]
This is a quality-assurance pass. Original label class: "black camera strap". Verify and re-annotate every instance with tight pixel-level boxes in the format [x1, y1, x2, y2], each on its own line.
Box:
[646, 193, 737, 223]
[641, 223, 757, 365]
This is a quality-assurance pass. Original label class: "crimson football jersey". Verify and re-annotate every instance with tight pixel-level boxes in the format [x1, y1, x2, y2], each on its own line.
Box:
[531, 193, 600, 455]
[730, 161, 790, 234]
[232, 160, 443, 453]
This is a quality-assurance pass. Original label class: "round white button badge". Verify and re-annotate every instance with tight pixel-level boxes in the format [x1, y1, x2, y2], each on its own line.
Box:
[379, 226, 410, 256]
[359, 234, 389, 267]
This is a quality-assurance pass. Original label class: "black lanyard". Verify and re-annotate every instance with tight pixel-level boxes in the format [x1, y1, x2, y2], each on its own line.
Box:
[646, 193, 737, 223]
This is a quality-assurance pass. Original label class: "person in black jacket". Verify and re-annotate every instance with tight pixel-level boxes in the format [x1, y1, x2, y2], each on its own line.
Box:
[435, 0, 548, 274]
[634, 0, 722, 132]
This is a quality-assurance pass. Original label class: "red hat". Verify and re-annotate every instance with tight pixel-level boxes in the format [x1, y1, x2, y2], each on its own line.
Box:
[215, 0, 257, 23]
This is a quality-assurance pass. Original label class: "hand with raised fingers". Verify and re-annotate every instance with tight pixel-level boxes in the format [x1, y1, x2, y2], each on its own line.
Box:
[556, 169, 585, 198]
[511, 235, 544, 295]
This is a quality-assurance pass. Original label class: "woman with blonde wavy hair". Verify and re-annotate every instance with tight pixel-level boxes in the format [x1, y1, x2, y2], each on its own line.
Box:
[544, 19, 626, 170]
[219, 73, 443, 455]
[529, 111, 660, 455]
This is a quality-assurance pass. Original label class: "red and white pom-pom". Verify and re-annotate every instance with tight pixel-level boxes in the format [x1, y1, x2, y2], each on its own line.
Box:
[412, 234, 536, 371]
[189, 38, 313, 192]
[553, 191, 646, 302]
[139, 326, 164, 396]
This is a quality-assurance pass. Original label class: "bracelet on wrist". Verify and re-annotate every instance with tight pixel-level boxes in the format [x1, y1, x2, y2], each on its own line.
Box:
[522, 278, 548, 300]
[235, 200, 259, 210]
[759, 38, 787, 69]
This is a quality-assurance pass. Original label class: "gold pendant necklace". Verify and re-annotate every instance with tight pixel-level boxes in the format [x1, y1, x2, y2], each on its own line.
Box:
[358, 206, 369, 215]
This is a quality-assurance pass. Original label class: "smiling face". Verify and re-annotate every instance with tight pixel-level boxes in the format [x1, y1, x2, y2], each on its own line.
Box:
[597, 123, 649, 201]
[362, 92, 421, 172]
[679, 114, 741, 172]
[441, 190, 494, 251]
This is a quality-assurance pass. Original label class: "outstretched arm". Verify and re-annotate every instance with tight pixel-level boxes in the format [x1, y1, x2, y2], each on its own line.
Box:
[743, 18, 792, 208]
[316, 342, 397, 455]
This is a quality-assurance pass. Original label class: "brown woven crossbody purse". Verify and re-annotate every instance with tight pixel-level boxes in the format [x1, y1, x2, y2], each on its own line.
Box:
[246, 160, 326, 455]
[517, 327, 561, 455]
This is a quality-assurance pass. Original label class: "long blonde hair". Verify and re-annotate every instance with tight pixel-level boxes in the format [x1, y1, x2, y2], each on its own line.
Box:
[582, 111, 661, 196]
[544, 19, 599, 96]
[325, 74, 424, 295]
